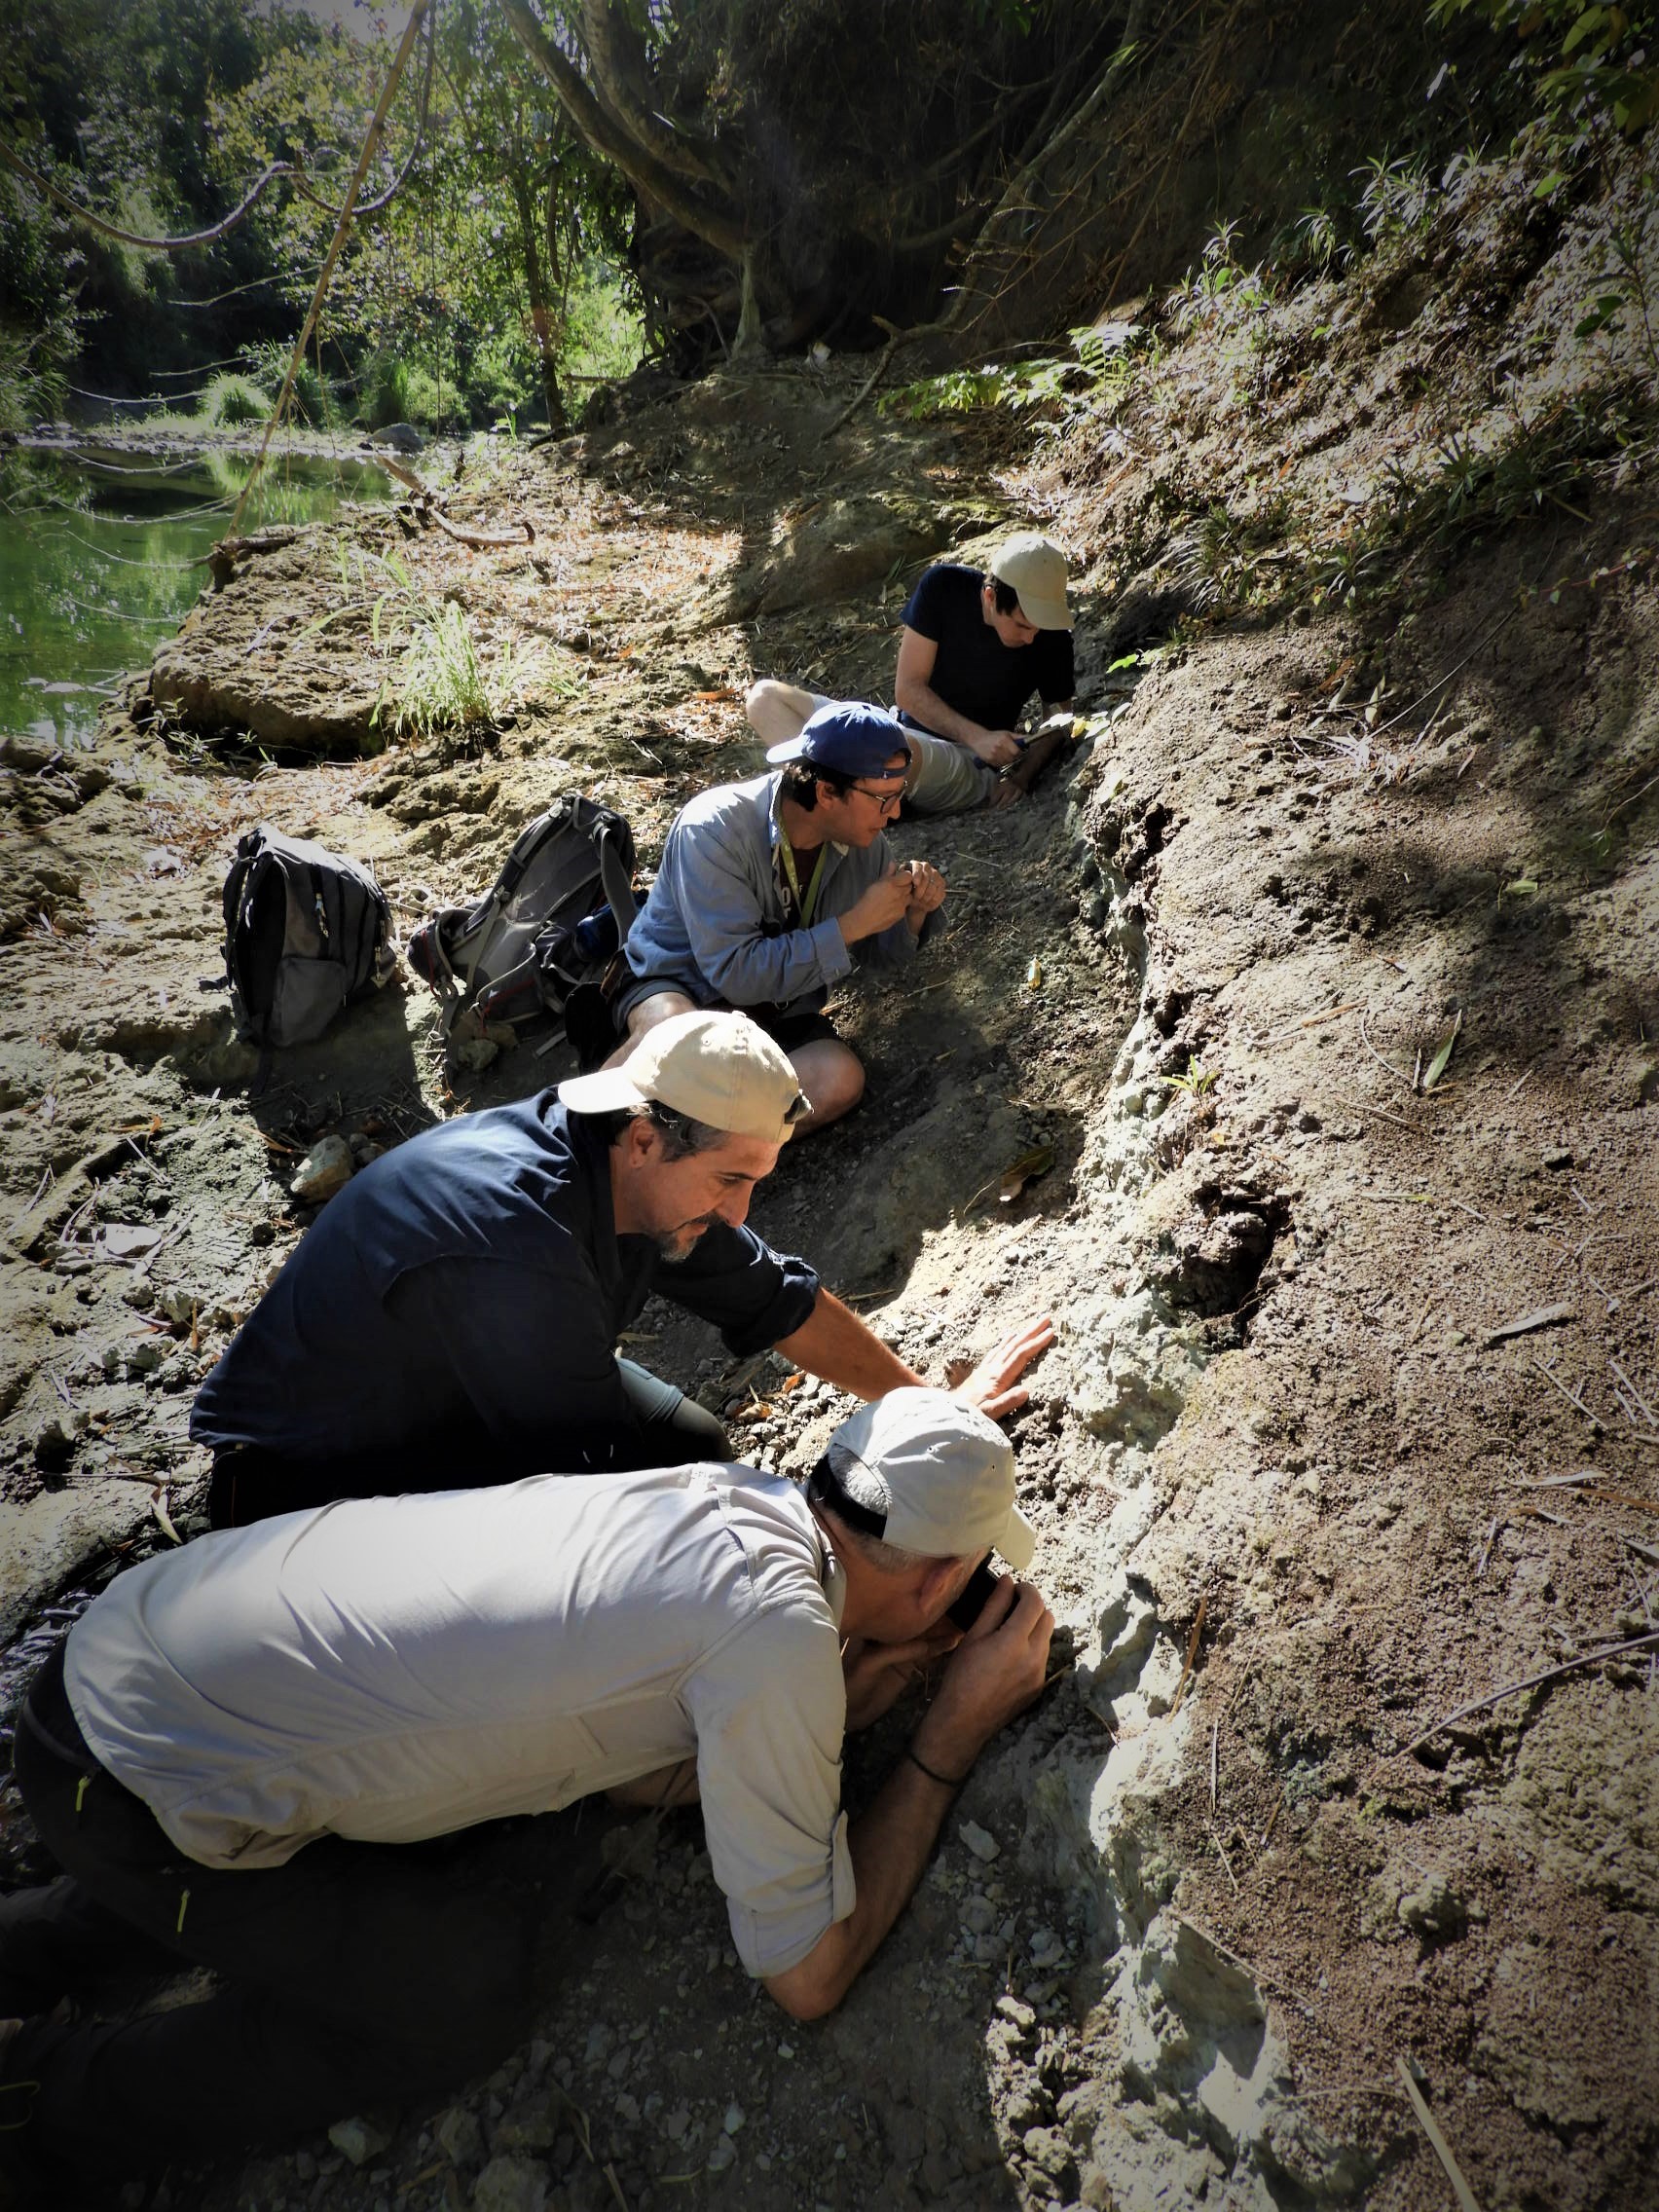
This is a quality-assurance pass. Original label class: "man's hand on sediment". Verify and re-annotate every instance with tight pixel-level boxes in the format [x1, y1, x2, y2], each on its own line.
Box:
[952, 1313, 1054, 1419]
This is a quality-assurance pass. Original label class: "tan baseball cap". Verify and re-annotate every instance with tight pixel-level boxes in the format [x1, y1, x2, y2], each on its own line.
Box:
[813, 1386, 1037, 1569]
[558, 1011, 808, 1144]
[988, 532, 1072, 632]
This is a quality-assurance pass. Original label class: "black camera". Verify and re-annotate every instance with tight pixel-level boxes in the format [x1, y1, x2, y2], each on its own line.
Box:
[947, 1559, 1002, 1632]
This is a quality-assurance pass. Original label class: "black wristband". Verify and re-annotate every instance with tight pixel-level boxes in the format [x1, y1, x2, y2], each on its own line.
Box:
[904, 1745, 968, 1790]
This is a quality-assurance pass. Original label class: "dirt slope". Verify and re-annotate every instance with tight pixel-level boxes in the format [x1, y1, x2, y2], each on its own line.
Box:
[0, 143, 1655, 2212]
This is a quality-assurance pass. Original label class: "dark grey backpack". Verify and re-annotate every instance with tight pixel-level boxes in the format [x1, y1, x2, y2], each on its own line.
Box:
[221, 827, 392, 1052]
[406, 793, 637, 1041]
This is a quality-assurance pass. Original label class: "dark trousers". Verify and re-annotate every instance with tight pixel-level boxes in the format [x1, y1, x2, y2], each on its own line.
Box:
[0, 1643, 540, 2182]
[208, 1355, 731, 1528]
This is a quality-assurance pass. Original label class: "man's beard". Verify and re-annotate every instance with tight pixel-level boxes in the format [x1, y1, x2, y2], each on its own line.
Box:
[653, 1215, 719, 1261]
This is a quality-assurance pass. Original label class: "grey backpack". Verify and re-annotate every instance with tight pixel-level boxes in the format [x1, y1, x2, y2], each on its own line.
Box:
[406, 793, 637, 1040]
[221, 827, 392, 1053]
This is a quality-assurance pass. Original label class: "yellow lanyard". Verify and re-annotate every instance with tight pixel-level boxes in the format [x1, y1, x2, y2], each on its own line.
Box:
[779, 833, 828, 927]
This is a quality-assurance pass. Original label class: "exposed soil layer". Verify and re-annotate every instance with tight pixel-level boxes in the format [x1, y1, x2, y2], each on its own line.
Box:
[0, 148, 1655, 2212]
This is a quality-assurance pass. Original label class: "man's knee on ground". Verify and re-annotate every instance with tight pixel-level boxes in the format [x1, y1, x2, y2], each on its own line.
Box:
[793, 1041, 865, 1127]
[603, 990, 696, 1067]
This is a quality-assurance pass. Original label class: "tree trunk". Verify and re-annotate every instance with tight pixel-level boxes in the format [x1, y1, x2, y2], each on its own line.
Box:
[501, 0, 748, 263]
[510, 170, 567, 432]
[575, 0, 728, 192]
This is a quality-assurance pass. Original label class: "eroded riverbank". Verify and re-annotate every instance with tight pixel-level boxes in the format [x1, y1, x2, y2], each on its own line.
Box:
[0, 281, 1654, 2212]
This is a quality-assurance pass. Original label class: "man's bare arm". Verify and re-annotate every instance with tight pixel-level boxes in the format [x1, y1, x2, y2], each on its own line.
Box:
[894, 628, 1021, 766]
[775, 1289, 922, 1400]
[776, 1296, 1053, 1418]
[764, 1582, 1053, 2019]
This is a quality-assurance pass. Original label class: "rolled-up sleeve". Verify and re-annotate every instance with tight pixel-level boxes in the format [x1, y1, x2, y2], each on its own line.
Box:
[657, 1227, 819, 1354]
[684, 1604, 853, 1979]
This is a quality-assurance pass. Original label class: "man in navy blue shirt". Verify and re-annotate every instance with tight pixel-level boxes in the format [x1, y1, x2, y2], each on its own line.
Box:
[194, 1012, 1051, 1526]
[745, 533, 1075, 815]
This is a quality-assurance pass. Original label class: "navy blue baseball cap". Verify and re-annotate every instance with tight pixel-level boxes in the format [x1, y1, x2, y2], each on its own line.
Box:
[766, 701, 912, 779]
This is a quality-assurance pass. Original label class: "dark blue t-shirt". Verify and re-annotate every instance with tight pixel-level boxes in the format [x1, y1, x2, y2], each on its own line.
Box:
[898, 563, 1074, 736]
[191, 1096, 819, 1481]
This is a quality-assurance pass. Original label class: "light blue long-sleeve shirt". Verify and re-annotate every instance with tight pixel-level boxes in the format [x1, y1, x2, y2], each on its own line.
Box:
[623, 772, 921, 1016]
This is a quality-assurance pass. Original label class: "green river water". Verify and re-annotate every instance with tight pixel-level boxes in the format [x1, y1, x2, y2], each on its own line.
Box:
[0, 443, 387, 749]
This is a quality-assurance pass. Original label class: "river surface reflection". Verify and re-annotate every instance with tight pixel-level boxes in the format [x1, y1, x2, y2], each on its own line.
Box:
[0, 442, 388, 747]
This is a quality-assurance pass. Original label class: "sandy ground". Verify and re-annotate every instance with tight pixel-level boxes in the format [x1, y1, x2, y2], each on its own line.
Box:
[0, 138, 1655, 2212]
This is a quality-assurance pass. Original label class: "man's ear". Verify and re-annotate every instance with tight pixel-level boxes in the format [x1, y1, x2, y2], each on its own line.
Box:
[917, 1554, 966, 1618]
[624, 1113, 660, 1166]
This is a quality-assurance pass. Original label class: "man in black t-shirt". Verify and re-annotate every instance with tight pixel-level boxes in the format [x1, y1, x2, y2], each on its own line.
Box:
[745, 532, 1075, 815]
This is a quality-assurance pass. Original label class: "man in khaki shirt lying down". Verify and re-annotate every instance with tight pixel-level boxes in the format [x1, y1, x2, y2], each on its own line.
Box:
[0, 1390, 1051, 2189]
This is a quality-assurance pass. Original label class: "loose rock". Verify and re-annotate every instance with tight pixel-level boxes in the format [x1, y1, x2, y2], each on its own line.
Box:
[290, 1134, 354, 1205]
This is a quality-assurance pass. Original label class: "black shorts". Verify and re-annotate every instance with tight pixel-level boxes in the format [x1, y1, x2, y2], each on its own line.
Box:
[617, 977, 839, 1054]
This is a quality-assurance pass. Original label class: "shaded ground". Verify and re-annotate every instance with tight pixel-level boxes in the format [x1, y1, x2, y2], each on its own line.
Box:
[0, 139, 1655, 2212]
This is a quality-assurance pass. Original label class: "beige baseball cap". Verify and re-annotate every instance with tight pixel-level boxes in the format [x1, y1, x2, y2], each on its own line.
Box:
[558, 1011, 808, 1144]
[813, 1386, 1037, 1569]
[988, 532, 1072, 632]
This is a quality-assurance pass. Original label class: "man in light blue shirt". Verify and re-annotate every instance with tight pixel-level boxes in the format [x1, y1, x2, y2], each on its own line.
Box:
[610, 702, 948, 1132]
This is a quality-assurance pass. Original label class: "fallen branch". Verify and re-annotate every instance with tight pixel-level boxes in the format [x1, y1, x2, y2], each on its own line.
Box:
[1394, 2056, 1482, 2212]
[1210, 1827, 1239, 1894]
[1167, 1593, 1209, 1720]
[1609, 1356, 1656, 1427]
[1485, 1303, 1577, 1348]
[1332, 1091, 1430, 1135]
[368, 451, 432, 497]
[1400, 1630, 1659, 1756]
[424, 507, 535, 551]
[822, 314, 951, 439]
[1360, 1010, 1416, 1093]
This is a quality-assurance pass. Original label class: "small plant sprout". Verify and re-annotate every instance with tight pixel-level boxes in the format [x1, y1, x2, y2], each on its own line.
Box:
[1160, 1057, 1219, 1098]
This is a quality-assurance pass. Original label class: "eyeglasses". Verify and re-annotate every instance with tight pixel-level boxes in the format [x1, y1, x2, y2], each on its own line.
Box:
[849, 782, 904, 816]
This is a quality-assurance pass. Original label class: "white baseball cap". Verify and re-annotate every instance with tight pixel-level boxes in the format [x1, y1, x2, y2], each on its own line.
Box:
[988, 532, 1072, 632]
[558, 1011, 808, 1145]
[811, 1386, 1037, 1569]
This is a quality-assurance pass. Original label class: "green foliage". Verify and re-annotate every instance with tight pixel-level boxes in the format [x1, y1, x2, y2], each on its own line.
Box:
[1353, 155, 1438, 245]
[1387, 387, 1645, 539]
[1159, 1057, 1219, 1097]
[198, 371, 272, 427]
[0, 327, 70, 436]
[382, 602, 541, 744]
[1164, 224, 1276, 335]
[1289, 204, 1345, 273]
[360, 356, 415, 431]
[561, 265, 645, 387]
[882, 320, 1159, 429]
[1430, 1, 1659, 132]
[244, 341, 335, 428]
[1572, 177, 1659, 378]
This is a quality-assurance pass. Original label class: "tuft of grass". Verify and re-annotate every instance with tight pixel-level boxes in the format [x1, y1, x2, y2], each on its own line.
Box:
[1353, 155, 1437, 247]
[380, 602, 541, 745]
[198, 373, 273, 429]
[244, 343, 335, 429]
[1164, 222, 1276, 336]
[361, 355, 415, 431]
